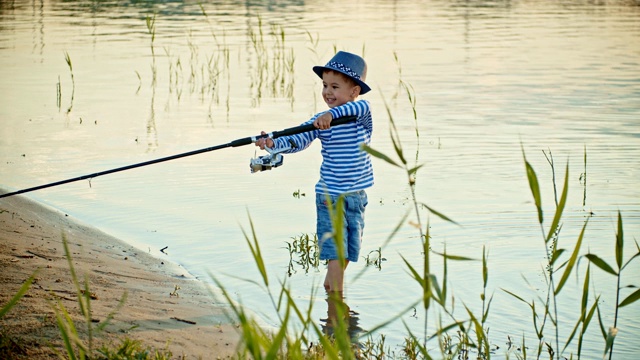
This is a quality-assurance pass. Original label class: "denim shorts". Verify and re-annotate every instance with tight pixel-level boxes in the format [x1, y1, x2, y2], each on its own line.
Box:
[316, 190, 368, 263]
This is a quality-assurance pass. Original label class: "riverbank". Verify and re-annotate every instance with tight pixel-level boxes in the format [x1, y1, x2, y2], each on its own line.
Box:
[0, 190, 241, 359]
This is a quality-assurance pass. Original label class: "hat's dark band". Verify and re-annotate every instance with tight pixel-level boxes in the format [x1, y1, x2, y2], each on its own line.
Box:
[328, 61, 362, 81]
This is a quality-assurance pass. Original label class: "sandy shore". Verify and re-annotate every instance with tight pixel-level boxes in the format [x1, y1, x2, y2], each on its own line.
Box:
[0, 190, 241, 359]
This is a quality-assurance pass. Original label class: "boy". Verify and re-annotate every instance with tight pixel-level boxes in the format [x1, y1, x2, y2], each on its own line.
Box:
[255, 51, 373, 294]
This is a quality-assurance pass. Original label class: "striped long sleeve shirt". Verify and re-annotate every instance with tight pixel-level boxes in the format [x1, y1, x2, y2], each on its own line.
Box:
[272, 99, 373, 196]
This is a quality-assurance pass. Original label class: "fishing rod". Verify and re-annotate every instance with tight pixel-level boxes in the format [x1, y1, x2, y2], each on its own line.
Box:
[0, 115, 356, 199]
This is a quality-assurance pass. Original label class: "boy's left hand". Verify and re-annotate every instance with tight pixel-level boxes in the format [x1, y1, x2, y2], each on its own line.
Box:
[313, 112, 333, 130]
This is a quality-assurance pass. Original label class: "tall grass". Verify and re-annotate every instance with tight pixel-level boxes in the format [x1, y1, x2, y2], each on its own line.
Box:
[48, 233, 128, 358]
[0, 232, 176, 359]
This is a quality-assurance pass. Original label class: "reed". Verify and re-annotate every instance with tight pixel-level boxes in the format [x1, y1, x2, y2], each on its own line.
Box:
[145, 14, 157, 86]
[56, 75, 62, 109]
[64, 51, 75, 113]
[199, 3, 230, 110]
[363, 247, 385, 270]
[285, 233, 321, 276]
[586, 211, 640, 359]
[246, 14, 296, 105]
[135, 70, 142, 94]
[580, 145, 588, 207]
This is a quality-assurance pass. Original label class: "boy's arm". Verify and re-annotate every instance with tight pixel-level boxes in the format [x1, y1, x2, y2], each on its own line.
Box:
[327, 99, 371, 124]
[270, 116, 320, 154]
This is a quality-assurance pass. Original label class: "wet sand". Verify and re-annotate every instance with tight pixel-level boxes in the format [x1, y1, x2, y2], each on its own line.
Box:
[0, 190, 241, 359]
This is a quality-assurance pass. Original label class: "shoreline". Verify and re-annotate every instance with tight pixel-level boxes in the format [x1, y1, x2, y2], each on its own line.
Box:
[0, 190, 241, 359]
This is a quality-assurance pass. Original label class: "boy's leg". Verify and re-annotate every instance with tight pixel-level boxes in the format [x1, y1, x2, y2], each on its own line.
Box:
[324, 259, 349, 292]
[318, 190, 368, 292]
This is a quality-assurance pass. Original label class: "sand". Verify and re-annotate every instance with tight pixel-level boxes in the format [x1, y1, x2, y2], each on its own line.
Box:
[0, 190, 242, 359]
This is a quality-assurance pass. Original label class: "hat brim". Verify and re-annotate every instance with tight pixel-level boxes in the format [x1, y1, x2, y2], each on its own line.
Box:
[313, 66, 371, 95]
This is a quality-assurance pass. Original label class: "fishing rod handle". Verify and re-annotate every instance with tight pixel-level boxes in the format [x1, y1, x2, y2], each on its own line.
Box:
[229, 115, 357, 147]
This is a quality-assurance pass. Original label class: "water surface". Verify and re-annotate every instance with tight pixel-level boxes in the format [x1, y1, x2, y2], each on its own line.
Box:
[1, 0, 639, 357]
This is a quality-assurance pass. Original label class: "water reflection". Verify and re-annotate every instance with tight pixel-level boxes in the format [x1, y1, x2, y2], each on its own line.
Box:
[320, 292, 365, 343]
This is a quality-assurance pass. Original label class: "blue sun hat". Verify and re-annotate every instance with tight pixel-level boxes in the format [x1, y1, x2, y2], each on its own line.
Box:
[313, 51, 371, 95]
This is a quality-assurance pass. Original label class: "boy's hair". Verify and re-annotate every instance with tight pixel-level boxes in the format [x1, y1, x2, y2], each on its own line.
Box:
[322, 69, 359, 88]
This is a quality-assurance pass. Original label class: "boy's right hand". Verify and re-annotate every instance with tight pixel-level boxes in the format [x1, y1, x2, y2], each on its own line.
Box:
[255, 131, 274, 150]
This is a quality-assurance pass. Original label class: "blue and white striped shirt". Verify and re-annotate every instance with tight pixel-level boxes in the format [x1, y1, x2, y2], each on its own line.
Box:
[272, 100, 373, 196]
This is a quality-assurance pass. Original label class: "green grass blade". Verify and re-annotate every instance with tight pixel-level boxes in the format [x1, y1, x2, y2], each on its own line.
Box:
[408, 164, 424, 176]
[483, 293, 494, 323]
[502, 288, 530, 306]
[596, 303, 607, 340]
[241, 212, 269, 287]
[400, 255, 424, 288]
[555, 219, 588, 295]
[265, 306, 289, 360]
[546, 162, 569, 242]
[361, 144, 400, 168]
[400, 255, 430, 311]
[432, 251, 475, 261]
[333, 195, 346, 268]
[584, 253, 617, 276]
[582, 297, 599, 332]
[428, 274, 444, 306]
[0, 271, 36, 319]
[464, 304, 489, 357]
[619, 288, 640, 308]
[423, 222, 432, 311]
[615, 210, 623, 269]
[621, 246, 640, 271]
[62, 233, 87, 317]
[419, 202, 458, 225]
[522, 147, 543, 225]
[384, 104, 407, 166]
[482, 246, 488, 288]
[352, 210, 409, 283]
[550, 249, 566, 267]
[403, 324, 434, 360]
[360, 299, 421, 338]
[95, 290, 128, 332]
[581, 263, 591, 311]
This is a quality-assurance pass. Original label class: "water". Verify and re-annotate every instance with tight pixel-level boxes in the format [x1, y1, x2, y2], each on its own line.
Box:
[1, 0, 639, 357]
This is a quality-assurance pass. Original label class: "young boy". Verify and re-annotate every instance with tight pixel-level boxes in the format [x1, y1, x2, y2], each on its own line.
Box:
[255, 51, 373, 294]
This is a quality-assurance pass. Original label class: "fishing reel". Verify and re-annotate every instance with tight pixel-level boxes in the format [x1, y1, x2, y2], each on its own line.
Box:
[250, 141, 294, 173]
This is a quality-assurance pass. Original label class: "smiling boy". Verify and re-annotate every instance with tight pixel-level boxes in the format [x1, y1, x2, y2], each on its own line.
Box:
[256, 51, 373, 294]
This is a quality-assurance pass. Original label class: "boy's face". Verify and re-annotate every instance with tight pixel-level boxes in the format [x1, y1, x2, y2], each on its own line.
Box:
[321, 70, 361, 108]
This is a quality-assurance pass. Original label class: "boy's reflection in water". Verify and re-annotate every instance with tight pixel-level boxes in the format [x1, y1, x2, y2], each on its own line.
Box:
[320, 291, 364, 342]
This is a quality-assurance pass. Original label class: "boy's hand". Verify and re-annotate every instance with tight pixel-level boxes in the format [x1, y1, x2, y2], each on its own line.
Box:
[313, 112, 333, 130]
[255, 131, 274, 150]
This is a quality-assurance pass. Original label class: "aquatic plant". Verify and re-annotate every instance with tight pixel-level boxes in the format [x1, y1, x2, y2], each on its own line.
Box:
[247, 14, 296, 106]
[585, 212, 640, 359]
[63, 51, 75, 113]
[145, 14, 157, 86]
[56, 75, 62, 110]
[363, 247, 385, 270]
[285, 233, 321, 276]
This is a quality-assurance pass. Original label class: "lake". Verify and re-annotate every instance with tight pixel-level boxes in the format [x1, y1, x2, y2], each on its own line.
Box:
[1, 0, 639, 358]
